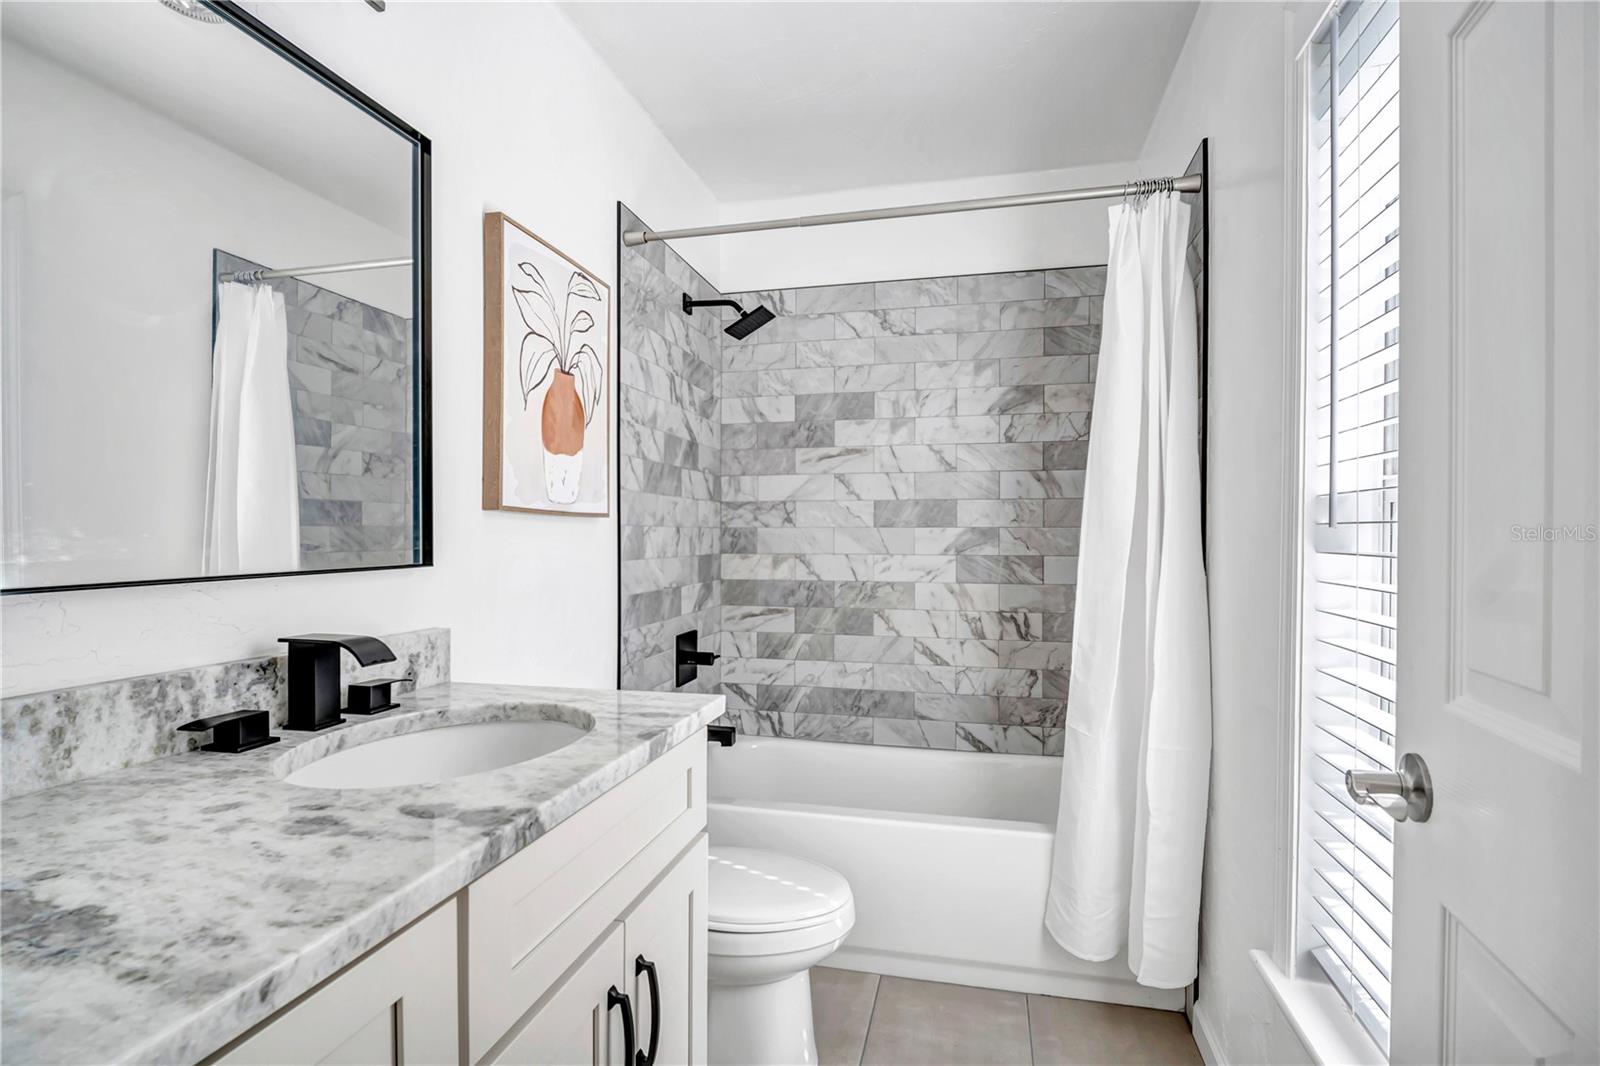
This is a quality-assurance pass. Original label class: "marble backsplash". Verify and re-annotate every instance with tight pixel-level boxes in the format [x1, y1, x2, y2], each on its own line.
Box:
[0, 627, 449, 799]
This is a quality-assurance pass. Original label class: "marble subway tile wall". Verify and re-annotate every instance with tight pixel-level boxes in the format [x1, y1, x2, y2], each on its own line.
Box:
[618, 206, 723, 693]
[216, 251, 415, 570]
[719, 268, 1104, 755]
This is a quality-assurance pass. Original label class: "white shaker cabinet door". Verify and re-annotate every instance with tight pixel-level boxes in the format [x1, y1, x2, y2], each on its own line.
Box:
[623, 836, 709, 1066]
[488, 922, 630, 1066]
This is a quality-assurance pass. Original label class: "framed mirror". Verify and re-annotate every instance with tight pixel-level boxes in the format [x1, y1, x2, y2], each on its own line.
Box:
[0, 0, 431, 594]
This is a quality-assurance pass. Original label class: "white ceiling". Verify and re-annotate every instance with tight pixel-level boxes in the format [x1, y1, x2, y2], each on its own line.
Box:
[560, 1, 1199, 201]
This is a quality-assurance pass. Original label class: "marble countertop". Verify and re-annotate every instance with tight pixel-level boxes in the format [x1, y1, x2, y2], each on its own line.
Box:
[0, 682, 725, 1064]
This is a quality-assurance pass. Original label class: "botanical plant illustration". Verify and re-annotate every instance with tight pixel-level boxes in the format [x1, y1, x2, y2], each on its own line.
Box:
[511, 262, 604, 425]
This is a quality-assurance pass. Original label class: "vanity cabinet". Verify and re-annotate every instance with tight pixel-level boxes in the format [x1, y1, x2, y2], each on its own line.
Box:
[488, 922, 628, 1066]
[203, 733, 709, 1066]
[621, 838, 709, 1066]
[467, 737, 707, 1063]
[488, 837, 708, 1066]
[209, 899, 459, 1065]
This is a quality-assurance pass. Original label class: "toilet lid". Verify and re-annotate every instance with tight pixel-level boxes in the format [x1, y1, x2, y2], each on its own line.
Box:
[707, 846, 853, 933]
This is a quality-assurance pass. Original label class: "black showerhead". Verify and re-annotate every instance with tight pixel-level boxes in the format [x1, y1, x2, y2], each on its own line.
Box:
[681, 293, 776, 340]
[724, 305, 776, 340]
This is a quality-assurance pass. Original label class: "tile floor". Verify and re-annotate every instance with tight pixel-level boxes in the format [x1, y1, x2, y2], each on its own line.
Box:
[811, 968, 1204, 1066]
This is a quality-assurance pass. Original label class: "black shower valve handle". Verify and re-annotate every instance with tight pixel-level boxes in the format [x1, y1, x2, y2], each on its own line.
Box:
[675, 629, 720, 687]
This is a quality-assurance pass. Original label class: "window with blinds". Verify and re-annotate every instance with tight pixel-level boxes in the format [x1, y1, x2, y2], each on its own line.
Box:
[1296, 0, 1399, 1054]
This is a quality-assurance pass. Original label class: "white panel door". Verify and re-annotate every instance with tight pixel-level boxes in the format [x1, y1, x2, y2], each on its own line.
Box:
[1395, 3, 1598, 1063]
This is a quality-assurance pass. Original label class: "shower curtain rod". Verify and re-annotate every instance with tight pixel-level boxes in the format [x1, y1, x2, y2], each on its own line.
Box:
[622, 173, 1203, 247]
[217, 256, 413, 284]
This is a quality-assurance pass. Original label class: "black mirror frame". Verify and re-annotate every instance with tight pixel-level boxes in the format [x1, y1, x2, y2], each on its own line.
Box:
[3, 0, 433, 596]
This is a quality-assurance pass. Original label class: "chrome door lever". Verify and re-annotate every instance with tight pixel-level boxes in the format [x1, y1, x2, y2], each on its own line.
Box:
[1345, 752, 1433, 823]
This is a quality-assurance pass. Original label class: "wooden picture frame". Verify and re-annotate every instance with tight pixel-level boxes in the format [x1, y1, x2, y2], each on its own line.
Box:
[483, 212, 611, 516]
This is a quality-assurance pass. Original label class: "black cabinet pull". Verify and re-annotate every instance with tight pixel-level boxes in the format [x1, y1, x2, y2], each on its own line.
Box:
[634, 955, 660, 1066]
[608, 985, 636, 1066]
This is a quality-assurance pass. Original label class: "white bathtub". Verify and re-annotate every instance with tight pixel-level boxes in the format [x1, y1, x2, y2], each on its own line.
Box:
[707, 736, 1183, 1011]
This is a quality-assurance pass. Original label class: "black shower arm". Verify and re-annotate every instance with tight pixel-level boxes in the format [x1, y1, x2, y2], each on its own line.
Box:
[681, 294, 744, 316]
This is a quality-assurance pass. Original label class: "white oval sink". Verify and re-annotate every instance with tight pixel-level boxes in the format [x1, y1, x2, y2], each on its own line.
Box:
[284, 719, 589, 789]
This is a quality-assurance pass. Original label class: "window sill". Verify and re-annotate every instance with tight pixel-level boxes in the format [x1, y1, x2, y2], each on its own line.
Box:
[1250, 950, 1387, 1066]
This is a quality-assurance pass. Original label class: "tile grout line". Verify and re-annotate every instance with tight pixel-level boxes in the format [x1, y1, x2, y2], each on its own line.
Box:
[858, 973, 884, 1066]
[1026, 992, 1037, 1066]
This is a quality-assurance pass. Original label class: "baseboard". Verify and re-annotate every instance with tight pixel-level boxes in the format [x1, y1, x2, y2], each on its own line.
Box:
[1190, 999, 1227, 1066]
[829, 945, 1186, 1012]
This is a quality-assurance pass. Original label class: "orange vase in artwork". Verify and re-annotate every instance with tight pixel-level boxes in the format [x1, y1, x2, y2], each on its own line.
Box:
[541, 369, 585, 504]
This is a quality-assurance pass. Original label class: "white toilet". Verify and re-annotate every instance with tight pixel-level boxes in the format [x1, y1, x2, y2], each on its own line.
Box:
[707, 846, 855, 1066]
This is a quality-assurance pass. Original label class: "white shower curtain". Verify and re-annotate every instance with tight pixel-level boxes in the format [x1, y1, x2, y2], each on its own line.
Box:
[1044, 192, 1212, 989]
[202, 282, 299, 574]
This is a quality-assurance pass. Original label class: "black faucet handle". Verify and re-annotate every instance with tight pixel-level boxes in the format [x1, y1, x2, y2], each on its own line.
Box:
[279, 634, 396, 667]
[345, 676, 413, 715]
[178, 710, 280, 754]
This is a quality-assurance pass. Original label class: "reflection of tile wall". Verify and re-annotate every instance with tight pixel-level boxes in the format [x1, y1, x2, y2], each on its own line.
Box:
[717, 268, 1105, 756]
[617, 207, 723, 692]
[215, 251, 415, 570]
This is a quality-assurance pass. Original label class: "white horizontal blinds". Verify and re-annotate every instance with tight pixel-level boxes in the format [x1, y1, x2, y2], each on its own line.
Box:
[1299, 0, 1399, 1054]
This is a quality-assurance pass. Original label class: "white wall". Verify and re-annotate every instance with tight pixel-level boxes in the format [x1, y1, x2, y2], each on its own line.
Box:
[710, 161, 1132, 292]
[1133, 3, 1323, 1063]
[1, 40, 412, 589]
[0, 1, 720, 696]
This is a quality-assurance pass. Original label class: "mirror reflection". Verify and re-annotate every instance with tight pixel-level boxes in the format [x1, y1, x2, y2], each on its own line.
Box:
[1, 1, 426, 592]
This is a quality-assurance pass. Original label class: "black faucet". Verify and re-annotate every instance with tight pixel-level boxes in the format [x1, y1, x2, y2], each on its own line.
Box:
[279, 634, 396, 731]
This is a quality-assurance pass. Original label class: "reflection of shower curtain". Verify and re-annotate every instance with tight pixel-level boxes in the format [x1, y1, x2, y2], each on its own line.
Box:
[202, 282, 298, 574]
[1045, 192, 1211, 988]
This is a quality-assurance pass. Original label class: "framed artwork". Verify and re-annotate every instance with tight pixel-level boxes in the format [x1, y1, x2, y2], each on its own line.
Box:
[482, 211, 611, 516]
